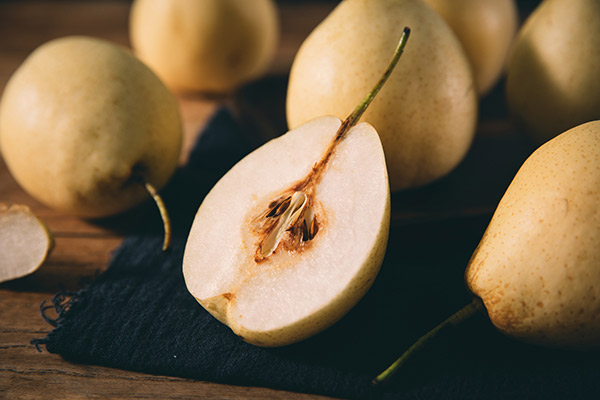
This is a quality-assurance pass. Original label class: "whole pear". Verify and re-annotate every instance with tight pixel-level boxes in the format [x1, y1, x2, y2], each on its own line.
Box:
[506, 0, 600, 144]
[0, 36, 182, 218]
[466, 121, 600, 348]
[286, 0, 477, 191]
[129, 0, 279, 93]
[423, 0, 518, 95]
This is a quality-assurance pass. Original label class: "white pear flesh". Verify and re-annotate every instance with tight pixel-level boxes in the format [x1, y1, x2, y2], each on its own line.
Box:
[0, 204, 53, 283]
[183, 116, 390, 347]
[466, 121, 600, 348]
[286, 0, 477, 191]
[0, 36, 182, 218]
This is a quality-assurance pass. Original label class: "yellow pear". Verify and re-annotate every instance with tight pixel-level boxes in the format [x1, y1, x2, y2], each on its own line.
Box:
[0, 203, 54, 283]
[0, 36, 182, 221]
[374, 120, 600, 385]
[286, 0, 477, 191]
[423, 0, 518, 95]
[466, 120, 600, 348]
[506, 0, 600, 144]
[129, 0, 279, 93]
[183, 30, 411, 347]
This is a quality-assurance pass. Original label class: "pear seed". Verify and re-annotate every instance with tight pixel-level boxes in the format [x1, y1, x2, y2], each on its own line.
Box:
[301, 206, 318, 241]
[257, 191, 307, 260]
[269, 196, 292, 218]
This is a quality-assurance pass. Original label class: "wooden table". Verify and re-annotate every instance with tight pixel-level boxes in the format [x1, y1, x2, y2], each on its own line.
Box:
[0, 1, 340, 398]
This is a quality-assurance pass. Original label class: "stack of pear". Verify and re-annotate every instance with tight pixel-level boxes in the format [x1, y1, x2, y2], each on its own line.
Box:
[286, 0, 477, 191]
[506, 0, 600, 144]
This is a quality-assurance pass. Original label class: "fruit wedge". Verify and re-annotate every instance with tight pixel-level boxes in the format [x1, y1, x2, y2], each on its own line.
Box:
[0, 203, 53, 283]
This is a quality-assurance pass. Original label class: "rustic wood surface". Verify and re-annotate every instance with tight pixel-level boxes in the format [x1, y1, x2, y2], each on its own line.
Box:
[0, 1, 339, 399]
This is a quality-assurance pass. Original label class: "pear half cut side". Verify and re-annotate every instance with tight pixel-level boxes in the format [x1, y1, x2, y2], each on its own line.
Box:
[183, 116, 390, 347]
[0, 203, 54, 283]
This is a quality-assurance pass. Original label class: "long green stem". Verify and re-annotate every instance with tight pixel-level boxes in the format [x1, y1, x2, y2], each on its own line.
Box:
[297, 27, 411, 193]
[343, 27, 411, 132]
[372, 297, 485, 386]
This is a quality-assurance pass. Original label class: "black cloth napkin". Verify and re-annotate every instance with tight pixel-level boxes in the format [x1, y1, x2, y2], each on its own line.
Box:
[34, 108, 600, 400]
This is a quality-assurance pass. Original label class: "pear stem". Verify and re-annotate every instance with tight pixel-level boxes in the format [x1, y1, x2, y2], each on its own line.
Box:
[299, 27, 411, 193]
[341, 26, 411, 133]
[142, 181, 172, 251]
[372, 297, 485, 386]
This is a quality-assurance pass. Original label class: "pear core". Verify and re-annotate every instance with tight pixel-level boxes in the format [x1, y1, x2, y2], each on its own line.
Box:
[183, 116, 390, 347]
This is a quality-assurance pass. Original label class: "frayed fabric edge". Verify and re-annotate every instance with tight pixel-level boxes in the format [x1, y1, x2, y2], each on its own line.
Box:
[31, 291, 82, 352]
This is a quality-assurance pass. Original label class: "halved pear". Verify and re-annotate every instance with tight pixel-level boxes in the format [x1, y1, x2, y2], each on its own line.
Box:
[0, 203, 54, 283]
[183, 117, 389, 346]
[183, 29, 411, 347]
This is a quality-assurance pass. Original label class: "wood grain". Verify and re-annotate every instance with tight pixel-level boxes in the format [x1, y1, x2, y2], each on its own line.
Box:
[0, 2, 339, 399]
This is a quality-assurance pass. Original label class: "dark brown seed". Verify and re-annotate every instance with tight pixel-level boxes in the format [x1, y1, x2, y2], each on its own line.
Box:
[302, 219, 310, 241]
[266, 196, 290, 218]
[309, 218, 318, 239]
[272, 196, 291, 218]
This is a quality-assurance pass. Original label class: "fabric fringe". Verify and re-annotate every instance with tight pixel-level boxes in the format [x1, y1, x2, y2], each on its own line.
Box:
[31, 291, 80, 352]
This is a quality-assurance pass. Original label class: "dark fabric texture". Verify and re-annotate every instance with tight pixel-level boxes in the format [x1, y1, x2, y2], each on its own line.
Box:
[35, 108, 600, 400]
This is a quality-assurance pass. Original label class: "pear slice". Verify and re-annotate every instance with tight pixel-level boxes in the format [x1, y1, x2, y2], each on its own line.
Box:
[0, 203, 54, 283]
[183, 29, 411, 347]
